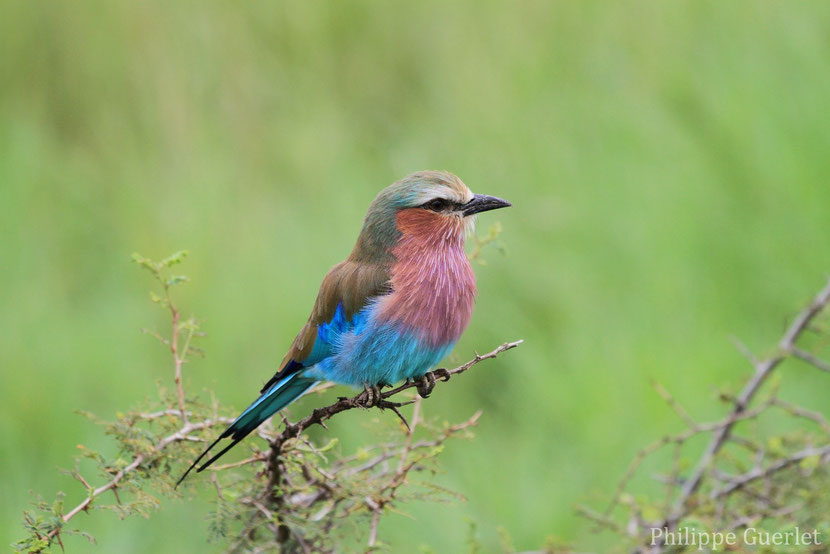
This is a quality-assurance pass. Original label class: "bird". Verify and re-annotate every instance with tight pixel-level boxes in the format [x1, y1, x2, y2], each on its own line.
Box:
[176, 171, 510, 486]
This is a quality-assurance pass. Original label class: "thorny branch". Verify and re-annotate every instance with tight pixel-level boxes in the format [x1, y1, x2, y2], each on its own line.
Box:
[582, 278, 830, 552]
[43, 276, 232, 543]
[47, 417, 233, 540]
[32, 250, 523, 551]
[667, 278, 830, 527]
[246, 340, 521, 551]
[709, 444, 830, 500]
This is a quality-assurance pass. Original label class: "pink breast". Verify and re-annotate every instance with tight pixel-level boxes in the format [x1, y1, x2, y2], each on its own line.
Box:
[376, 210, 477, 347]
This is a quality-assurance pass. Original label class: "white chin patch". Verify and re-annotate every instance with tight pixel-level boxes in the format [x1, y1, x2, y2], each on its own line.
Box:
[464, 214, 477, 236]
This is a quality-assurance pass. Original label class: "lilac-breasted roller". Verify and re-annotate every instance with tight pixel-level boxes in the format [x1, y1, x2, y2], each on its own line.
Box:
[177, 171, 510, 485]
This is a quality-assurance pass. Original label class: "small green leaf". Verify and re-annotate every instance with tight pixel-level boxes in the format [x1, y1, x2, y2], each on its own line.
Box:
[165, 275, 189, 287]
[801, 454, 820, 471]
[160, 250, 189, 268]
[316, 438, 339, 453]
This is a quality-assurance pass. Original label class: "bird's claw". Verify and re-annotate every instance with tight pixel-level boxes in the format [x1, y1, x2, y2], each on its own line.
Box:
[356, 384, 382, 408]
[433, 368, 451, 382]
[416, 371, 438, 398]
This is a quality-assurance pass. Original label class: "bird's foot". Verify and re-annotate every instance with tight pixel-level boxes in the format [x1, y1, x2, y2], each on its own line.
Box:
[416, 372, 438, 398]
[356, 384, 383, 408]
[433, 368, 451, 382]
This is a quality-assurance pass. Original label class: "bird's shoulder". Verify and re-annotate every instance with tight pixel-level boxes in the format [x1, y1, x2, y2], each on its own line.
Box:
[260, 259, 392, 392]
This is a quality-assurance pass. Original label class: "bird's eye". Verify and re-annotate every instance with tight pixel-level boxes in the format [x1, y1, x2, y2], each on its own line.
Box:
[422, 198, 451, 212]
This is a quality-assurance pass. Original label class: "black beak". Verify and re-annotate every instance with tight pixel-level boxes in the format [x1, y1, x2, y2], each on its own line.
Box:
[462, 194, 512, 217]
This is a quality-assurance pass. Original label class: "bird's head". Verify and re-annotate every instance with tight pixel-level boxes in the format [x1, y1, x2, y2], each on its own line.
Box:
[351, 171, 511, 261]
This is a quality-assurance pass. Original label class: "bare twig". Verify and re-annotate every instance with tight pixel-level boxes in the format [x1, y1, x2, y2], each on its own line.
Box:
[367, 398, 423, 548]
[209, 454, 267, 472]
[138, 409, 190, 420]
[651, 379, 697, 428]
[168, 303, 188, 425]
[770, 398, 830, 435]
[792, 347, 830, 374]
[577, 505, 626, 536]
[366, 497, 382, 548]
[710, 444, 830, 500]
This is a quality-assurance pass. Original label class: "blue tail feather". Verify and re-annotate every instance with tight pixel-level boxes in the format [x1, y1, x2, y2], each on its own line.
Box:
[175, 373, 317, 487]
[227, 373, 317, 440]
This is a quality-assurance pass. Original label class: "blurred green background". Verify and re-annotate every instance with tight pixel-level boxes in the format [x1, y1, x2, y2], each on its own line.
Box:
[3, 1, 830, 551]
